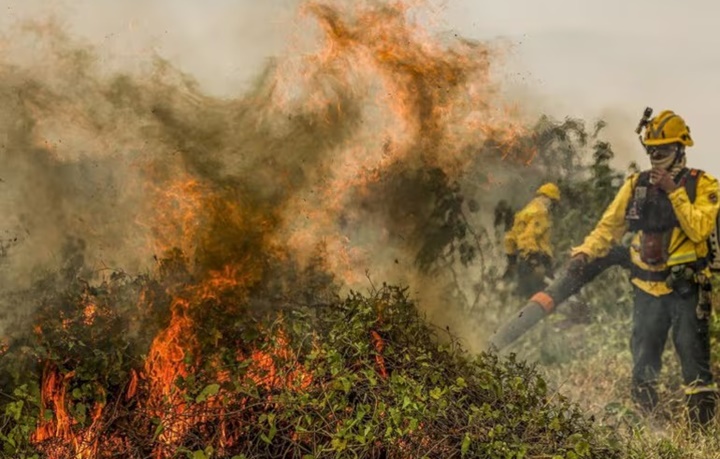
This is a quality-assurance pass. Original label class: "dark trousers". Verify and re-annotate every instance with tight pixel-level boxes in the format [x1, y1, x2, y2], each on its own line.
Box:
[630, 285, 715, 425]
[516, 254, 552, 298]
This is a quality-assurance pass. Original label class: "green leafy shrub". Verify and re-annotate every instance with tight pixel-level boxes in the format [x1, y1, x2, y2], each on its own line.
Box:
[0, 259, 624, 458]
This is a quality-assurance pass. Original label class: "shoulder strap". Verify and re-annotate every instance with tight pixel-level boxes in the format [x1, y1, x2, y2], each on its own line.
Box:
[682, 168, 704, 203]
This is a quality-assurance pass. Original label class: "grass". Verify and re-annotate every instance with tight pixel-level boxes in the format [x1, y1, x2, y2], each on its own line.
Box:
[478, 279, 720, 459]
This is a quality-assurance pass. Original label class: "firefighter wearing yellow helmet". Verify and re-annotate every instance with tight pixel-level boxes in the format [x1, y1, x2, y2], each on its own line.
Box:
[503, 182, 561, 297]
[570, 109, 720, 427]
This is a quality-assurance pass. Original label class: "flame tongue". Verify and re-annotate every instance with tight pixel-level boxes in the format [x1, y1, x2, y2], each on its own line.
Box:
[25, 0, 536, 457]
[33, 363, 105, 458]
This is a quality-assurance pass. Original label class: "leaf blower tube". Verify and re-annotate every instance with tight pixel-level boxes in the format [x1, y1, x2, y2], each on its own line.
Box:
[487, 246, 630, 352]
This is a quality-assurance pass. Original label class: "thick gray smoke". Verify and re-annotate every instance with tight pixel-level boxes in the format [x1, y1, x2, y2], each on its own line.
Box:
[0, 1, 546, 345]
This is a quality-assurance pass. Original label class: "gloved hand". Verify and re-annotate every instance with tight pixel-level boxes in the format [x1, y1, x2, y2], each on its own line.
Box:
[572, 252, 589, 264]
[502, 254, 517, 280]
[568, 252, 589, 274]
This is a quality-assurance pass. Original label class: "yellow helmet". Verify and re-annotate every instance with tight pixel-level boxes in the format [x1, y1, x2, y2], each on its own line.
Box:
[642, 110, 693, 147]
[536, 182, 560, 201]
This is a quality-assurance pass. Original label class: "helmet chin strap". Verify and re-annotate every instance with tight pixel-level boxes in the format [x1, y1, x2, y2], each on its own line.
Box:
[668, 149, 686, 176]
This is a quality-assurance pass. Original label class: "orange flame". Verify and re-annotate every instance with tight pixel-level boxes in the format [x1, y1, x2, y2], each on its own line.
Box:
[269, 0, 531, 288]
[28, 1, 541, 457]
[33, 364, 106, 458]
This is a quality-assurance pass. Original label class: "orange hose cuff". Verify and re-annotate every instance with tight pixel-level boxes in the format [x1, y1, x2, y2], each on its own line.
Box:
[530, 292, 555, 313]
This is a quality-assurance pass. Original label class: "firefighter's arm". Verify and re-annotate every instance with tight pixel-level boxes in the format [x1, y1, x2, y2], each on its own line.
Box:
[570, 176, 634, 259]
[668, 173, 720, 243]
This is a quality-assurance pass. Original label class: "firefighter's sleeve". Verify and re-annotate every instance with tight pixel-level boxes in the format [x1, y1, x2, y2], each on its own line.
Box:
[668, 173, 720, 243]
[570, 176, 634, 259]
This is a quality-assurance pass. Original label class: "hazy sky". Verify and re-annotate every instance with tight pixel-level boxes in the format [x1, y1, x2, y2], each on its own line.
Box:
[443, 0, 720, 176]
[3, 0, 719, 176]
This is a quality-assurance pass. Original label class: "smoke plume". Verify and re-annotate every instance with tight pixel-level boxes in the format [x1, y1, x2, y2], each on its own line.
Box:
[0, 0, 541, 343]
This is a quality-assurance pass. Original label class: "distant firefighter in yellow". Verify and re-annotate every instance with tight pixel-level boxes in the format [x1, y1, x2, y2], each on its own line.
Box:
[502, 182, 561, 297]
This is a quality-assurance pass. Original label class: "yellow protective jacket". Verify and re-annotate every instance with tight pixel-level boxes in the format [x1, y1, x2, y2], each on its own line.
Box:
[571, 169, 720, 296]
[504, 197, 553, 259]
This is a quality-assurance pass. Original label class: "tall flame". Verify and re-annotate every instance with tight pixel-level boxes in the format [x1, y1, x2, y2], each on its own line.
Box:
[24, 1, 540, 457]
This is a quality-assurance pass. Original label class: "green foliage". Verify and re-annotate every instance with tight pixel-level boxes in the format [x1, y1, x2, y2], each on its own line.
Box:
[409, 115, 641, 330]
[0, 262, 624, 457]
[414, 167, 484, 274]
[0, 385, 41, 458]
[0, 114, 704, 458]
[412, 115, 626, 285]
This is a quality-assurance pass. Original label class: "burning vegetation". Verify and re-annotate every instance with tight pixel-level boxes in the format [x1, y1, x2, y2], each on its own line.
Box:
[0, 0, 638, 458]
[6, 260, 627, 458]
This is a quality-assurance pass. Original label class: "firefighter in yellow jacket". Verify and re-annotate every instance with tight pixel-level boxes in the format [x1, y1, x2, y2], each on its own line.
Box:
[503, 183, 561, 297]
[571, 109, 720, 426]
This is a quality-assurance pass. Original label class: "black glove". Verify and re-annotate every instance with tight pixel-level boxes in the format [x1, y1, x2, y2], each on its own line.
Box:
[566, 253, 589, 277]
